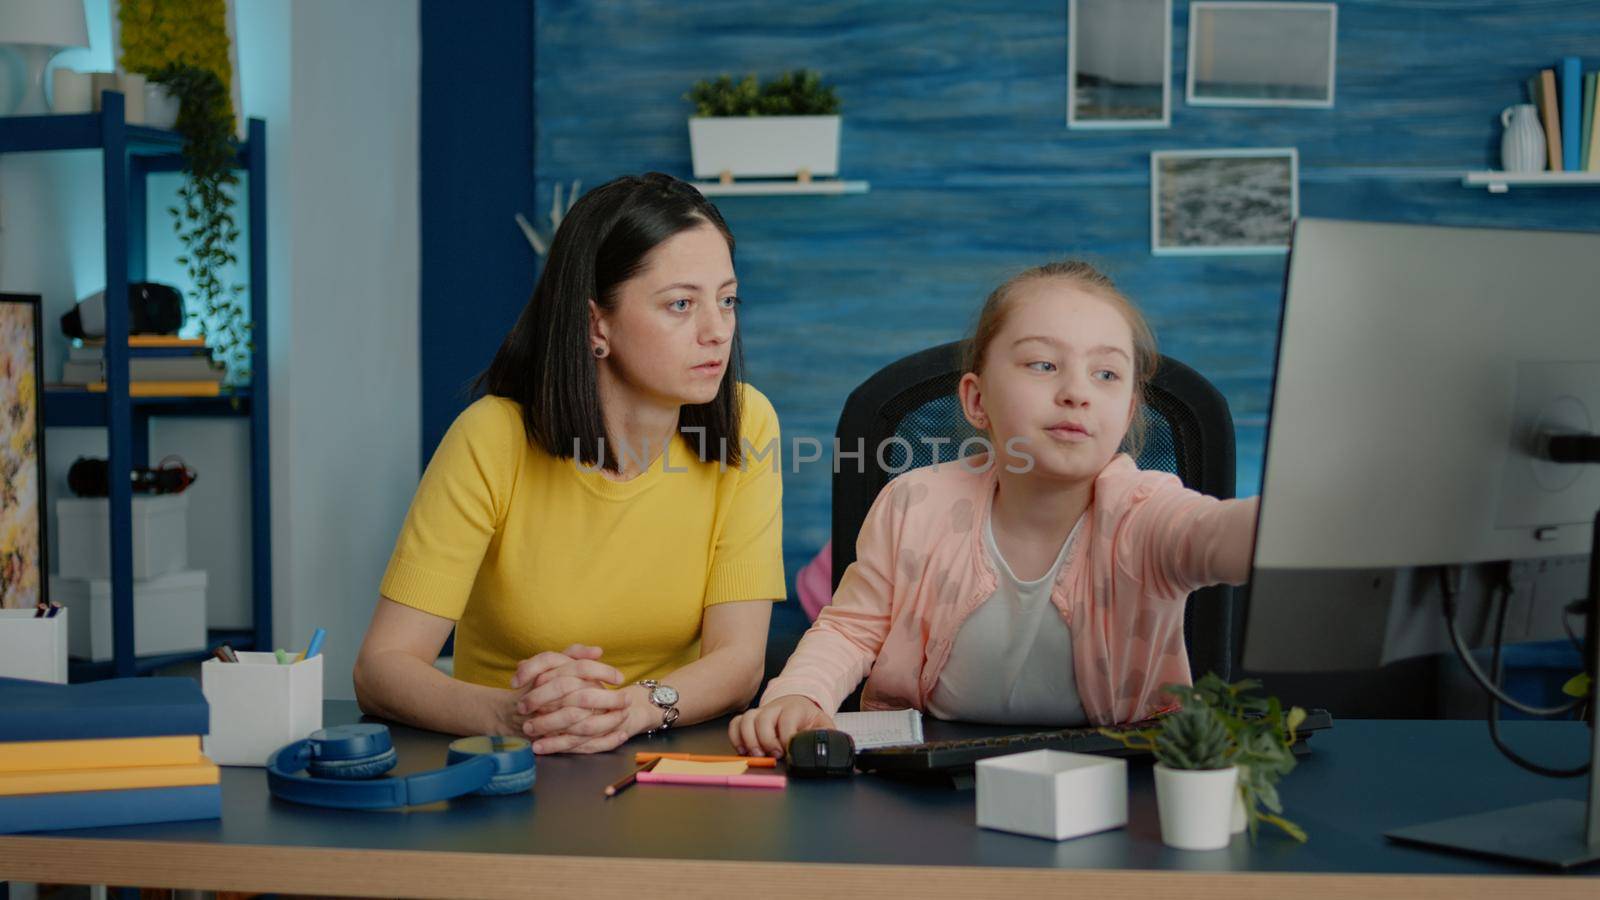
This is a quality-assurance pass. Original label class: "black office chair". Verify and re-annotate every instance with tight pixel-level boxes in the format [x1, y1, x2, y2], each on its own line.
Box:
[831, 340, 1241, 681]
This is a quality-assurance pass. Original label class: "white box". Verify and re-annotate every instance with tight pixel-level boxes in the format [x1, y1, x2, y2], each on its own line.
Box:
[54, 570, 207, 662]
[976, 750, 1128, 841]
[202, 652, 323, 766]
[0, 608, 69, 683]
[56, 494, 189, 580]
[688, 115, 841, 179]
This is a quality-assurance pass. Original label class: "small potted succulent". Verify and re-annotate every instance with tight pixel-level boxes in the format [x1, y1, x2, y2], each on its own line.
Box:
[684, 70, 842, 182]
[1107, 675, 1307, 849]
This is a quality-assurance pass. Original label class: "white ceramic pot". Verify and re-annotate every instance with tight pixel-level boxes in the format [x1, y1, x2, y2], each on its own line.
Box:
[1230, 764, 1249, 834]
[687, 115, 841, 180]
[1154, 763, 1238, 850]
[145, 83, 181, 129]
[1500, 104, 1546, 173]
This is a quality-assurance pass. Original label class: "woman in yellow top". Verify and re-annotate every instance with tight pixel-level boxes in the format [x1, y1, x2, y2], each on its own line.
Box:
[354, 173, 786, 754]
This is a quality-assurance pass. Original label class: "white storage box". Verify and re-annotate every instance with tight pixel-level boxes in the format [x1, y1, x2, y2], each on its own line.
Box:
[54, 570, 207, 662]
[688, 115, 841, 179]
[976, 750, 1128, 841]
[202, 652, 323, 766]
[56, 494, 189, 580]
[0, 608, 69, 683]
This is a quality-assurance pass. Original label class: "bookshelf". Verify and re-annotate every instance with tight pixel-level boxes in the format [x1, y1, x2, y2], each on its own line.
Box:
[0, 92, 271, 680]
[1462, 171, 1600, 193]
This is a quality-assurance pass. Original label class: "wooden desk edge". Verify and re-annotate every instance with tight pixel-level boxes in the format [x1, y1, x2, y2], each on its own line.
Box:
[0, 837, 1591, 899]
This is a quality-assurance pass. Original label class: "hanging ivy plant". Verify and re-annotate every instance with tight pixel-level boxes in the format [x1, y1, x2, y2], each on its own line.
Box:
[151, 63, 250, 383]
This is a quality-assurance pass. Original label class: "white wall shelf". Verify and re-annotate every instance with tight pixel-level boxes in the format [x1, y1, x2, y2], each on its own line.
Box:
[1462, 171, 1600, 193]
[693, 180, 870, 197]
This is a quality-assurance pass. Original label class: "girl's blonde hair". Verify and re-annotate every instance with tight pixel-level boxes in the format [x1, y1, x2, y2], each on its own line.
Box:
[963, 260, 1159, 457]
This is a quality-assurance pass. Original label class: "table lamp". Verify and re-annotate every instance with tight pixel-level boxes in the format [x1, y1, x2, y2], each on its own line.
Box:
[0, 0, 90, 115]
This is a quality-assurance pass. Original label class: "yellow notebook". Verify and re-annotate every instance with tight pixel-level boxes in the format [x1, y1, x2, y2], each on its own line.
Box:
[82, 335, 207, 348]
[86, 380, 223, 397]
[0, 761, 219, 796]
[0, 736, 203, 774]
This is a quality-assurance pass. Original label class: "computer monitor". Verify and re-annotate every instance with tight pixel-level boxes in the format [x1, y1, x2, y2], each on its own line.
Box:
[1241, 218, 1599, 868]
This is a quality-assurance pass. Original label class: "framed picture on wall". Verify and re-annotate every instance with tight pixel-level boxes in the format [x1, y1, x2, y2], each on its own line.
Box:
[1068, 0, 1172, 128]
[1150, 148, 1298, 255]
[112, 0, 246, 139]
[1187, 2, 1337, 108]
[0, 294, 46, 610]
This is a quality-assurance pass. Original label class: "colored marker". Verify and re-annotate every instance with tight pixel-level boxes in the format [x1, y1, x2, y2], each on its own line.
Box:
[634, 752, 778, 768]
[304, 628, 326, 660]
[275, 648, 289, 665]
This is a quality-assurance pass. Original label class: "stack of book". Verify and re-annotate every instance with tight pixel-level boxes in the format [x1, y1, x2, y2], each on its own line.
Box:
[59, 335, 225, 397]
[1527, 57, 1600, 173]
[0, 676, 221, 834]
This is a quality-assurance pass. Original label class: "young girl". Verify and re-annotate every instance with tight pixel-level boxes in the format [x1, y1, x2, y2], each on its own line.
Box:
[731, 261, 1258, 756]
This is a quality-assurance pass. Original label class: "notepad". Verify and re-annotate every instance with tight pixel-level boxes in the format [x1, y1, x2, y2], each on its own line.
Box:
[650, 759, 748, 776]
[834, 709, 924, 750]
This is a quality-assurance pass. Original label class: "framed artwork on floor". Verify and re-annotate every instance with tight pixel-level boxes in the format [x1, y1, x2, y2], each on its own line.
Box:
[0, 294, 46, 610]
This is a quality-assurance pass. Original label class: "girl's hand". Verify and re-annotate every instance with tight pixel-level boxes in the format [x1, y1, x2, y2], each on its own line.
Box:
[728, 695, 834, 758]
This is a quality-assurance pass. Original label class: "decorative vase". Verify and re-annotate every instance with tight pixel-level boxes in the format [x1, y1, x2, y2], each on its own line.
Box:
[1500, 104, 1546, 173]
[1154, 763, 1238, 850]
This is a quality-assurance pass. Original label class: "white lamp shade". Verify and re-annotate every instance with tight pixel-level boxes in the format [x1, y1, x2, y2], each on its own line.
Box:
[0, 0, 89, 48]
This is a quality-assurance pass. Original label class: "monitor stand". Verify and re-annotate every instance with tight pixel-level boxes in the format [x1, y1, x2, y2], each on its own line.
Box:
[1387, 503, 1599, 869]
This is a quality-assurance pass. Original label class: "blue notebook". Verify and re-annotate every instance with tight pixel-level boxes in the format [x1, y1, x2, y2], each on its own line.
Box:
[0, 676, 208, 742]
[0, 784, 220, 834]
[1562, 57, 1583, 172]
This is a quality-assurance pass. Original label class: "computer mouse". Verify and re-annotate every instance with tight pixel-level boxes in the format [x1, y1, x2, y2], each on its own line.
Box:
[786, 728, 856, 777]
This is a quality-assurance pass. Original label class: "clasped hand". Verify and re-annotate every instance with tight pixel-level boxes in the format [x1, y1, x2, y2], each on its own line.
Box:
[506, 644, 637, 754]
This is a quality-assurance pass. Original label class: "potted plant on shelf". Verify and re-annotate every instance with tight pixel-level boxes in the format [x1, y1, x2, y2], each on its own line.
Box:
[685, 70, 842, 184]
[1106, 676, 1308, 849]
[117, 1, 249, 384]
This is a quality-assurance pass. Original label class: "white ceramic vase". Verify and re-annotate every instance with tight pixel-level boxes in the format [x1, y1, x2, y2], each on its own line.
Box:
[1154, 763, 1238, 850]
[1500, 104, 1546, 173]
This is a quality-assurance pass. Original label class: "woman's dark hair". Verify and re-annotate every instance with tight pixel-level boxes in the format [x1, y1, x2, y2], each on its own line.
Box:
[475, 172, 744, 471]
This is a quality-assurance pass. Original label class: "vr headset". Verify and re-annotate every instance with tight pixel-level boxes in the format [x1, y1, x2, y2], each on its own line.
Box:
[61, 282, 185, 340]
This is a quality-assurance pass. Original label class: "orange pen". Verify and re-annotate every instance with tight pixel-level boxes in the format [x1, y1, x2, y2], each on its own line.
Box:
[632, 752, 778, 768]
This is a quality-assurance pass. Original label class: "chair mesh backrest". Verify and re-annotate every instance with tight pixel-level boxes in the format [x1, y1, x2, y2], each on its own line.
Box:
[833, 342, 1239, 681]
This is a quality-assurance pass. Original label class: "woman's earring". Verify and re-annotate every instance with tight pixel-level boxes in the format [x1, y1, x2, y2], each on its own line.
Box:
[593, 345, 607, 359]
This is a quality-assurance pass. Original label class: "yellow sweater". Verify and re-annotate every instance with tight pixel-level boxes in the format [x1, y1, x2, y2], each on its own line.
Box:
[380, 385, 786, 689]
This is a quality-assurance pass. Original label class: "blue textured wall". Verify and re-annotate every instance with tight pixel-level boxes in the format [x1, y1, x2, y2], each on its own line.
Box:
[426, 1, 1600, 593]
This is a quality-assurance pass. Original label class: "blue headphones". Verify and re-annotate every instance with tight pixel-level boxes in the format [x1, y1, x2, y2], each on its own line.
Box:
[266, 723, 536, 809]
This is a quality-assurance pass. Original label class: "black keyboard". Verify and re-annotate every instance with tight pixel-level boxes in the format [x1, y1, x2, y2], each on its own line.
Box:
[854, 708, 1335, 777]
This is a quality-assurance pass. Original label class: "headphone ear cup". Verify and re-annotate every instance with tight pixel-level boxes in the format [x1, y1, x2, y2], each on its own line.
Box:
[307, 746, 399, 780]
[476, 764, 537, 796]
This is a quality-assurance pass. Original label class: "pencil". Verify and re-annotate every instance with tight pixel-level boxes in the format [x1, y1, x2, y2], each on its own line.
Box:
[632, 752, 778, 768]
[604, 758, 658, 798]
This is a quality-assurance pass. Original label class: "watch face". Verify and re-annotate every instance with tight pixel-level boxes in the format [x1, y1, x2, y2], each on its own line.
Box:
[652, 685, 680, 707]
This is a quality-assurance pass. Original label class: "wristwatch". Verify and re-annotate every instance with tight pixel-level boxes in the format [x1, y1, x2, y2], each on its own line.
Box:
[637, 680, 681, 734]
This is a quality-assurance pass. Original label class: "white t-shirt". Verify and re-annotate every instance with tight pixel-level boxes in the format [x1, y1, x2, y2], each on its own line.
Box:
[925, 506, 1089, 726]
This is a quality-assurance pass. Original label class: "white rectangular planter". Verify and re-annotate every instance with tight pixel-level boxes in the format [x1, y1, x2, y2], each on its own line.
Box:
[203, 652, 323, 766]
[688, 115, 841, 179]
[0, 608, 68, 683]
[56, 494, 189, 580]
[976, 750, 1128, 841]
[55, 570, 208, 662]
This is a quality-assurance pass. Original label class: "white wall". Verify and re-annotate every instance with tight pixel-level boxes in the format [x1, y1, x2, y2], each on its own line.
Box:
[0, 0, 419, 699]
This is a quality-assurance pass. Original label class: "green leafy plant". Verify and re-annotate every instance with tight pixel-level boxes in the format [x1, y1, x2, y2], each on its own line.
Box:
[1104, 675, 1309, 843]
[151, 63, 250, 383]
[686, 69, 840, 117]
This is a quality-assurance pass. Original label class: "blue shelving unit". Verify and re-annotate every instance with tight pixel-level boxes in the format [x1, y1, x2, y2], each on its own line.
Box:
[0, 92, 271, 680]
